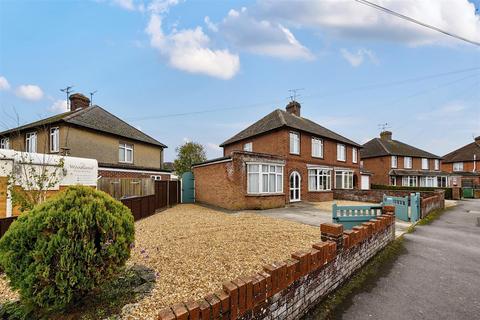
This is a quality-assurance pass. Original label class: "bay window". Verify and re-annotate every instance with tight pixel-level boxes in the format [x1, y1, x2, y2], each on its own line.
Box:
[119, 143, 134, 163]
[337, 144, 346, 161]
[308, 168, 332, 191]
[437, 176, 448, 187]
[335, 170, 353, 189]
[402, 176, 417, 187]
[247, 164, 283, 194]
[311, 137, 323, 158]
[26, 132, 37, 153]
[290, 132, 300, 155]
[420, 176, 437, 187]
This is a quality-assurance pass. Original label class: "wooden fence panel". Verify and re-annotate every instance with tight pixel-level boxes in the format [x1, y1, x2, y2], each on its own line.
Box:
[155, 181, 168, 208]
[98, 178, 155, 200]
[169, 181, 179, 205]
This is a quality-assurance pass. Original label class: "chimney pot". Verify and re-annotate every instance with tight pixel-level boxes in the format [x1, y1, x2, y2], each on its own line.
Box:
[69, 93, 90, 111]
[380, 131, 392, 141]
[286, 101, 301, 117]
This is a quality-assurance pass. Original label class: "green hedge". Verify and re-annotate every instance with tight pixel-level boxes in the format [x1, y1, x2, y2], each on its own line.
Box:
[0, 186, 135, 316]
[371, 184, 452, 200]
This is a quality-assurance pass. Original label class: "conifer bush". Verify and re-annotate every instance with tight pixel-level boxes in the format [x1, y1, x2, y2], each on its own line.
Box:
[0, 186, 135, 314]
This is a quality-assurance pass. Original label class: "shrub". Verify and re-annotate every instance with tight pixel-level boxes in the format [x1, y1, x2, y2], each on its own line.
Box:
[0, 186, 135, 315]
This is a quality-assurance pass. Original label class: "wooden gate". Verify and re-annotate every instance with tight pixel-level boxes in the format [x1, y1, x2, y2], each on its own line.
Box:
[383, 195, 409, 221]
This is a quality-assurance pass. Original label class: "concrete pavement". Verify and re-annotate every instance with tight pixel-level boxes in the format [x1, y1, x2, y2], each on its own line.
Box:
[330, 199, 480, 320]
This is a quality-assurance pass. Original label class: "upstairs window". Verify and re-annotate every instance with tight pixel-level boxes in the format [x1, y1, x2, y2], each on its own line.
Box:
[243, 142, 252, 152]
[290, 132, 300, 155]
[26, 132, 37, 153]
[311, 137, 323, 158]
[434, 159, 440, 171]
[421, 158, 429, 170]
[119, 143, 134, 163]
[453, 162, 463, 172]
[337, 144, 346, 162]
[404, 156, 412, 169]
[352, 147, 358, 163]
[391, 156, 397, 168]
[50, 127, 59, 153]
[0, 138, 9, 150]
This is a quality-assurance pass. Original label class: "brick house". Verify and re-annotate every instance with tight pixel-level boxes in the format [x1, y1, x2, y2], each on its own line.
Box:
[441, 136, 480, 187]
[0, 93, 171, 180]
[361, 131, 449, 188]
[193, 101, 362, 210]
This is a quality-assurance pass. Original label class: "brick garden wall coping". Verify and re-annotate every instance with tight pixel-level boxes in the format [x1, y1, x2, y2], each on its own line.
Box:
[157, 207, 396, 320]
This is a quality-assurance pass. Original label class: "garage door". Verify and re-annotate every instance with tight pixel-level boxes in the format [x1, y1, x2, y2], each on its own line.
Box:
[361, 175, 370, 190]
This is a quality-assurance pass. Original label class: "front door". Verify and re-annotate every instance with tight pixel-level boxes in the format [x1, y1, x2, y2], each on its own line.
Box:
[289, 171, 301, 202]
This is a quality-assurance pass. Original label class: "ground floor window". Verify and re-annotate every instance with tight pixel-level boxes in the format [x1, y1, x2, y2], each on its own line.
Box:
[402, 176, 417, 187]
[437, 176, 448, 187]
[420, 176, 437, 187]
[390, 176, 397, 186]
[247, 164, 283, 194]
[335, 170, 353, 189]
[308, 168, 332, 191]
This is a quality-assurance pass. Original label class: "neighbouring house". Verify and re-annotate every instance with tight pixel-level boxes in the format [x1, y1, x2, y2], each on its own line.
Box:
[441, 136, 480, 187]
[361, 131, 449, 188]
[0, 93, 171, 181]
[193, 101, 362, 210]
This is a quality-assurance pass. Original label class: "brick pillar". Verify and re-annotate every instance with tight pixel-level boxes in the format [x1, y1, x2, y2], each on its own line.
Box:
[382, 205, 395, 216]
[320, 223, 344, 251]
[452, 187, 460, 200]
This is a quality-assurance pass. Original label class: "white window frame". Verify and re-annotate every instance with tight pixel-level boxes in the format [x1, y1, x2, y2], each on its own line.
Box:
[337, 144, 346, 162]
[290, 131, 300, 155]
[402, 176, 417, 187]
[421, 158, 429, 170]
[420, 176, 437, 187]
[247, 163, 284, 194]
[119, 143, 134, 163]
[352, 147, 358, 163]
[311, 137, 323, 158]
[49, 127, 59, 153]
[404, 156, 412, 169]
[437, 176, 448, 187]
[0, 137, 9, 150]
[308, 168, 332, 191]
[335, 170, 354, 189]
[26, 132, 37, 153]
[434, 159, 440, 171]
[391, 156, 397, 168]
[243, 142, 253, 152]
[390, 176, 397, 186]
[453, 162, 463, 172]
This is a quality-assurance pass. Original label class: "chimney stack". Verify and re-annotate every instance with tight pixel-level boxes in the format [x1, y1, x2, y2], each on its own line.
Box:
[380, 131, 392, 141]
[69, 93, 90, 111]
[475, 136, 480, 144]
[286, 101, 301, 117]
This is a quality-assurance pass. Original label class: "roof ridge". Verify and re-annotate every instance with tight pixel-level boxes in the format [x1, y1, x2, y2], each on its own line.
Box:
[277, 109, 287, 125]
[375, 138, 391, 154]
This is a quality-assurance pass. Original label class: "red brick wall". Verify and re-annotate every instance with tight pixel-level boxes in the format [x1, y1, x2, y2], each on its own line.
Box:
[98, 169, 171, 180]
[223, 128, 360, 203]
[442, 160, 479, 173]
[193, 154, 286, 210]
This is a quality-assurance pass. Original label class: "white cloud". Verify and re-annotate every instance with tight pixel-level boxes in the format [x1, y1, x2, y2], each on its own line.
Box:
[204, 16, 218, 32]
[0, 76, 10, 91]
[416, 102, 468, 120]
[146, 13, 240, 79]
[219, 7, 313, 60]
[112, 0, 136, 11]
[340, 48, 378, 67]
[15, 84, 44, 101]
[257, 0, 480, 46]
[49, 99, 68, 113]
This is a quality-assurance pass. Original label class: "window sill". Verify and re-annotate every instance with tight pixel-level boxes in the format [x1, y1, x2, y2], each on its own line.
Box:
[308, 190, 332, 193]
[246, 193, 285, 197]
[311, 155, 324, 159]
[119, 161, 134, 164]
[337, 159, 346, 162]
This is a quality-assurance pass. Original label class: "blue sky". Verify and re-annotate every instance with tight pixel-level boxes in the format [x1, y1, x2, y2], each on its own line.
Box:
[0, 0, 479, 162]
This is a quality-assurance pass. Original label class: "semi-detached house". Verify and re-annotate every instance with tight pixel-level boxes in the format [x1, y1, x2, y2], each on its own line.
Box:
[361, 131, 449, 188]
[441, 136, 480, 187]
[193, 101, 362, 210]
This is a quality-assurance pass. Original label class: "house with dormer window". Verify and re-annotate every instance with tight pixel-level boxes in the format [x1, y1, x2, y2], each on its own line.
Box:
[192, 101, 361, 210]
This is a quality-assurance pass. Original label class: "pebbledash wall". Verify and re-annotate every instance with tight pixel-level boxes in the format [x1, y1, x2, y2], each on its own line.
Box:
[157, 209, 396, 320]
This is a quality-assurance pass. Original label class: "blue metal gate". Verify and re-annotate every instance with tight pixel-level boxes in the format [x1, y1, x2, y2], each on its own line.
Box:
[181, 172, 195, 203]
[383, 193, 420, 223]
[332, 203, 383, 230]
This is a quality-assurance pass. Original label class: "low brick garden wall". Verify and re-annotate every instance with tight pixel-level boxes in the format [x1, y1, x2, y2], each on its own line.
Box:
[420, 192, 445, 218]
[333, 188, 440, 203]
[157, 210, 396, 320]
